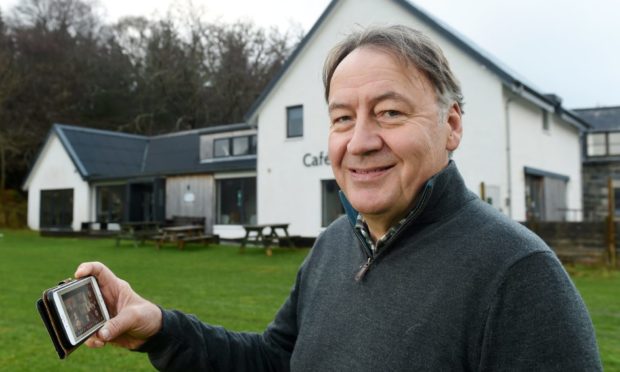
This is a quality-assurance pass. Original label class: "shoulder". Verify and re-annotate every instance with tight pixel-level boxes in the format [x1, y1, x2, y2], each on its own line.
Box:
[452, 197, 552, 261]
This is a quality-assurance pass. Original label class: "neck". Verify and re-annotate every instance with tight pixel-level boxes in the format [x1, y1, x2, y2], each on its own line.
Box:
[362, 210, 406, 242]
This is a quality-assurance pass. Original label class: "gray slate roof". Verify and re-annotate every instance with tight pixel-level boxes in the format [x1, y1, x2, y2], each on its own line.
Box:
[573, 106, 620, 131]
[53, 123, 256, 181]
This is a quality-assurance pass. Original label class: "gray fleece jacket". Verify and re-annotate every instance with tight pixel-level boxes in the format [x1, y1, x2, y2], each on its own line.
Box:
[138, 162, 602, 371]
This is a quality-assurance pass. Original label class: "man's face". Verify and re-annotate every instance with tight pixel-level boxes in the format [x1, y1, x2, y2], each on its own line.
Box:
[327, 47, 462, 230]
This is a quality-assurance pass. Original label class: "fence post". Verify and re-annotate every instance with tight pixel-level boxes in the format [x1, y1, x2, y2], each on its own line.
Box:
[480, 182, 486, 203]
[607, 177, 617, 268]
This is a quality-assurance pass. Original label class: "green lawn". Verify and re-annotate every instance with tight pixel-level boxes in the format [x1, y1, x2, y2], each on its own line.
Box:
[0, 230, 618, 371]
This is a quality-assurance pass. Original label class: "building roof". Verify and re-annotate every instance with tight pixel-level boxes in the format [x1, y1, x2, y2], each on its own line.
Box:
[573, 106, 620, 131]
[244, 0, 589, 131]
[48, 123, 256, 182]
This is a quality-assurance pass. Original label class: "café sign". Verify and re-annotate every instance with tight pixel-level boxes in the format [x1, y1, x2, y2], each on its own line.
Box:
[303, 151, 331, 167]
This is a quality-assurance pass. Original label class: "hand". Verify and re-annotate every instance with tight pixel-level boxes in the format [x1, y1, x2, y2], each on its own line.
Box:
[74, 262, 162, 350]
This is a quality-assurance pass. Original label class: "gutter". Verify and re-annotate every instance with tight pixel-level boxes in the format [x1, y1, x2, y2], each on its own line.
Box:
[504, 97, 513, 219]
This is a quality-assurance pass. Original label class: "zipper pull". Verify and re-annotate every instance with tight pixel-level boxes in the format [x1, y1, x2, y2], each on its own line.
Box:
[355, 257, 372, 282]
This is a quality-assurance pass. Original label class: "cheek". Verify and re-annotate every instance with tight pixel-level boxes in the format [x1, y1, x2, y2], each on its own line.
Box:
[328, 133, 348, 167]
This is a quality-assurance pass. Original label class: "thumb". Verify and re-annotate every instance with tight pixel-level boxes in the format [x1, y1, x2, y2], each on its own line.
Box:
[99, 310, 135, 341]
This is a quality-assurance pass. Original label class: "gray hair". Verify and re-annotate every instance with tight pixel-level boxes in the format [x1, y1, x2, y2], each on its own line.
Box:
[322, 25, 465, 116]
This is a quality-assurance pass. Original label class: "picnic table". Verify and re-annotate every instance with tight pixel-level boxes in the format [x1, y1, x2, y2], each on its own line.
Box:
[241, 223, 294, 256]
[116, 221, 161, 247]
[153, 225, 216, 250]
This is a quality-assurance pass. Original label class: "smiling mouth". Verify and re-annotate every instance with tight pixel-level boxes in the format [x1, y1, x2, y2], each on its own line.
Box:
[350, 165, 395, 175]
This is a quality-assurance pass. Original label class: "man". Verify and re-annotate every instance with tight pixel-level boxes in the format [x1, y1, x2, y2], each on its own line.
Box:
[76, 25, 602, 370]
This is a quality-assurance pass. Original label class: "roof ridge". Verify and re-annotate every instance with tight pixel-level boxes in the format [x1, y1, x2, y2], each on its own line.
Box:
[149, 123, 252, 139]
[573, 105, 620, 112]
[53, 123, 148, 140]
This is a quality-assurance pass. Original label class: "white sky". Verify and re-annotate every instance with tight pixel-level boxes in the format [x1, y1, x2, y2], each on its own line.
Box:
[1, 0, 619, 109]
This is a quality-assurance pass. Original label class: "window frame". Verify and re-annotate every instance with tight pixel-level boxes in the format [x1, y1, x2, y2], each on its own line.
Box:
[587, 131, 620, 157]
[286, 105, 304, 138]
[212, 135, 257, 158]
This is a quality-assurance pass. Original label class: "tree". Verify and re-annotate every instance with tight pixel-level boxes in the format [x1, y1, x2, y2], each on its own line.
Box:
[200, 21, 298, 125]
[0, 0, 301, 189]
[0, 9, 23, 190]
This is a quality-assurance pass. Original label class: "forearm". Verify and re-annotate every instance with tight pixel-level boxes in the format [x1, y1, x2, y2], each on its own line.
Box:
[137, 309, 290, 372]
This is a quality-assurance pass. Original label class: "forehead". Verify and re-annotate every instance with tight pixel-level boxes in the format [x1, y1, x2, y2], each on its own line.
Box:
[328, 46, 433, 102]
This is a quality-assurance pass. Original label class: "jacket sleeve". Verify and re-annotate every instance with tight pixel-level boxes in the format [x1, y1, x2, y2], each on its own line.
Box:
[136, 269, 302, 372]
[478, 251, 602, 371]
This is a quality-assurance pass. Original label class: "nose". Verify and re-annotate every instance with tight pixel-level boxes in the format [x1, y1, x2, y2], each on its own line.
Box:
[346, 114, 383, 155]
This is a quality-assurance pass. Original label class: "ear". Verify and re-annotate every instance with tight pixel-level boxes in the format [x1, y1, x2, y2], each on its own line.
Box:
[445, 103, 463, 151]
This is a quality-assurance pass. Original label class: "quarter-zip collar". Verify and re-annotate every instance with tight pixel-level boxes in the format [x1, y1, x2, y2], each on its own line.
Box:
[339, 161, 476, 280]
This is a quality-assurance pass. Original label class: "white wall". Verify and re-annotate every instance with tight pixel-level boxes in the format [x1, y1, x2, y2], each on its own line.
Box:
[255, 0, 582, 236]
[506, 92, 583, 221]
[25, 133, 90, 231]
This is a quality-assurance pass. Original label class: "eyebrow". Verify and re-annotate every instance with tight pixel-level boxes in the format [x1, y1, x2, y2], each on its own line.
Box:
[370, 91, 410, 106]
[328, 91, 410, 113]
[327, 102, 350, 113]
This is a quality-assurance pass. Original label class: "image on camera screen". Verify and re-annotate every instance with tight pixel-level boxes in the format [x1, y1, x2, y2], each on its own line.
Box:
[60, 282, 105, 338]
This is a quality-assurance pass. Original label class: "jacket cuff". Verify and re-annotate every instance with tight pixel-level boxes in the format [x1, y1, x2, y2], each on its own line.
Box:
[134, 306, 173, 353]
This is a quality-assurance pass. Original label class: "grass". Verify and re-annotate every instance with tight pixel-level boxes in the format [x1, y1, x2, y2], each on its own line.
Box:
[567, 265, 620, 371]
[0, 230, 309, 371]
[0, 230, 618, 371]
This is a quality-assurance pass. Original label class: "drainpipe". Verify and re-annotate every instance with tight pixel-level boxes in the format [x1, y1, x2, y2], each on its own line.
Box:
[505, 97, 513, 219]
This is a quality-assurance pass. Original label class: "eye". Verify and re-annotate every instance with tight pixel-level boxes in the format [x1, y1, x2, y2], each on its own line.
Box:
[331, 115, 353, 126]
[380, 110, 402, 118]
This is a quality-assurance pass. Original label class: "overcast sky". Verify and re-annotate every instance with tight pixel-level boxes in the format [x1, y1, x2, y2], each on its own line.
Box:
[1, 0, 618, 109]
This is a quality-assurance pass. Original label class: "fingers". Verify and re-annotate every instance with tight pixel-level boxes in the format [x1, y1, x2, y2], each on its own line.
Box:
[85, 333, 106, 348]
[75, 261, 105, 278]
[98, 307, 136, 342]
[75, 262, 118, 285]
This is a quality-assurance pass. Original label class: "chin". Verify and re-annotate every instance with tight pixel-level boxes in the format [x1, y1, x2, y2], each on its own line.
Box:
[349, 198, 390, 216]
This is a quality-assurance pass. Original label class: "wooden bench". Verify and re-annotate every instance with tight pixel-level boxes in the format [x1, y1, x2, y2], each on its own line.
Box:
[241, 223, 294, 256]
[154, 225, 219, 250]
[116, 221, 161, 247]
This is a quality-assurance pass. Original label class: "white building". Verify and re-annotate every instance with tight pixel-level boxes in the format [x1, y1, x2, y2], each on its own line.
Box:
[246, 0, 588, 237]
[23, 0, 589, 239]
[22, 124, 257, 238]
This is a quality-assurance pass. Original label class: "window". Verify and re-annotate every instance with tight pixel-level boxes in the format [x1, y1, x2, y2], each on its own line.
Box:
[542, 110, 550, 131]
[214, 138, 231, 157]
[322, 180, 345, 227]
[216, 178, 256, 225]
[524, 168, 568, 222]
[587, 133, 606, 156]
[40, 189, 73, 229]
[609, 133, 620, 155]
[212, 135, 257, 158]
[587, 132, 620, 157]
[287, 105, 303, 138]
[96, 185, 125, 222]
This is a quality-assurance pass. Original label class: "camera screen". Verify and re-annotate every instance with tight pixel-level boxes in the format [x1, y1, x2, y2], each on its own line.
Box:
[60, 281, 105, 338]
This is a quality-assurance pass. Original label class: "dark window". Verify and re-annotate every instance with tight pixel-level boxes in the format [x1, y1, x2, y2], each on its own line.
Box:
[542, 110, 550, 131]
[251, 135, 257, 153]
[525, 172, 567, 222]
[40, 189, 73, 229]
[216, 178, 256, 225]
[214, 138, 231, 157]
[287, 105, 303, 138]
[96, 185, 125, 223]
[322, 180, 345, 227]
